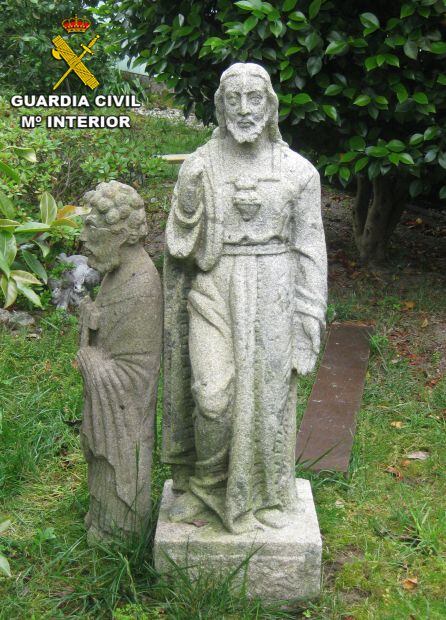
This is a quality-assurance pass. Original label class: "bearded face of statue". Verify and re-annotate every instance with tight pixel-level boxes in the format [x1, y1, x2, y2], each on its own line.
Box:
[80, 182, 146, 275]
[223, 74, 270, 144]
[80, 215, 127, 274]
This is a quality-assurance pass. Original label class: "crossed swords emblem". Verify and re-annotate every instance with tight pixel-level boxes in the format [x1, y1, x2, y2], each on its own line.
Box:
[51, 35, 100, 90]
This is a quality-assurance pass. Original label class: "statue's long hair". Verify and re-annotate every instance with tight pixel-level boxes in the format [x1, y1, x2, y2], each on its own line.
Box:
[213, 63, 283, 143]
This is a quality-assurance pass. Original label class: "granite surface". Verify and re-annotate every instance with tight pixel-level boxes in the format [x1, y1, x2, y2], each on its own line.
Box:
[155, 479, 322, 601]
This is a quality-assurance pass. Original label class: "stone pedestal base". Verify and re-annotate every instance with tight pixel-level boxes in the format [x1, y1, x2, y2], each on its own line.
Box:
[154, 479, 322, 602]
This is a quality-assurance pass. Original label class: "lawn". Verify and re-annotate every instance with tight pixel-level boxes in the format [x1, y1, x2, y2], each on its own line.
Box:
[0, 109, 445, 619]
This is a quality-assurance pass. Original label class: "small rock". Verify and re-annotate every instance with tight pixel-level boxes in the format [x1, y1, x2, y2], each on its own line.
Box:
[406, 450, 429, 461]
[0, 309, 10, 325]
[9, 311, 35, 328]
[135, 106, 209, 129]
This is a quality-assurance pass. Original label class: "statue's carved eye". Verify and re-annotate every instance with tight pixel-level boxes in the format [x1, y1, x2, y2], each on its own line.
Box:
[248, 93, 263, 105]
[225, 93, 239, 105]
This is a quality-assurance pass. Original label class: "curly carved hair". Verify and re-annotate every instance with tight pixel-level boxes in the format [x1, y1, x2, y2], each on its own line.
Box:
[82, 181, 147, 244]
[214, 62, 283, 143]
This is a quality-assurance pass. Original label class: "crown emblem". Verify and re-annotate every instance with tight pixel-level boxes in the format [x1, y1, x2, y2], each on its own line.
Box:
[62, 15, 91, 34]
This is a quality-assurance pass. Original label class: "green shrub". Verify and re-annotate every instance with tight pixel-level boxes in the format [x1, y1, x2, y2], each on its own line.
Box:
[0, 190, 86, 308]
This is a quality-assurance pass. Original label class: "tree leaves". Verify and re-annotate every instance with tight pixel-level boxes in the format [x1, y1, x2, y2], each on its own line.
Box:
[308, 0, 321, 20]
[0, 254, 11, 278]
[307, 56, 322, 76]
[424, 126, 440, 141]
[304, 31, 321, 52]
[393, 83, 409, 103]
[270, 20, 284, 38]
[399, 153, 415, 165]
[243, 15, 258, 34]
[413, 92, 428, 105]
[349, 136, 366, 151]
[387, 140, 406, 153]
[325, 84, 343, 96]
[430, 41, 446, 54]
[322, 105, 338, 121]
[400, 4, 416, 18]
[282, 0, 298, 11]
[293, 93, 313, 105]
[0, 231, 17, 266]
[40, 192, 57, 225]
[0, 219, 20, 231]
[288, 10, 306, 22]
[326, 41, 348, 55]
[13, 146, 36, 163]
[366, 146, 389, 157]
[353, 95, 371, 106]
[360, 12, 380, 29]
[21, 250, 48, 283]
[0, 193, 16, 219]
[360, 12, 380, 35]
[409, 133, 424, 146]
[15, 281, 42, 308]
[14, 222, 51, 234]
[404, 40, 418, 59]
[0, 161, 20, 183]
[355, 157, 369, 173]
[438, 152, 446, 170]
[1, 276, 17, 308]
[280, 65, 293, 81]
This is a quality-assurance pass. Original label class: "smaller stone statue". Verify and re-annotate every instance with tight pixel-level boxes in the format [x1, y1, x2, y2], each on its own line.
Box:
[49, 253, 101, 310]
[77, 181, 162, 543]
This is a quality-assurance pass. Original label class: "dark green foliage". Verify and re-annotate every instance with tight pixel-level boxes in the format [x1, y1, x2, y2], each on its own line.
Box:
[112, 0, 446, 261]
[114, 0, 446, 194]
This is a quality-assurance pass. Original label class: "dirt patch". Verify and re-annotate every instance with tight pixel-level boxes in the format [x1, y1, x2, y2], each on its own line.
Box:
[341, 586, 370, 605]
[323, 545, 364, 587]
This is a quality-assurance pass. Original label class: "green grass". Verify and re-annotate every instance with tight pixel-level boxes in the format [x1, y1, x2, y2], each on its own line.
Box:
[1, 284, 445, 619]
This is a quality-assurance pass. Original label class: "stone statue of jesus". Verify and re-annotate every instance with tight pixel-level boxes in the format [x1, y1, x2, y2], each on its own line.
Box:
[162, 63, 327, 534]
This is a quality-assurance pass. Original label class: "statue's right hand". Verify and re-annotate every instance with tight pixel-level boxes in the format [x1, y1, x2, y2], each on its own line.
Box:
[178, 158, 203, 215]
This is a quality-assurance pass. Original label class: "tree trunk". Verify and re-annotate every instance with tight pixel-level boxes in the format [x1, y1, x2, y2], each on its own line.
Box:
[352, 174, 408, 264]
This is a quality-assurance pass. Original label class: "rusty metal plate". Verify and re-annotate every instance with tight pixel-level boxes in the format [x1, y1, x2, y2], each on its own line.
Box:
[295, 323, 373, 473]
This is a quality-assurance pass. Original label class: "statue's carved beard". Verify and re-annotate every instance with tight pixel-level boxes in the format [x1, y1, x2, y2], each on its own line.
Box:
[87, 250, 120, 275]
[226, 114, 269, 144]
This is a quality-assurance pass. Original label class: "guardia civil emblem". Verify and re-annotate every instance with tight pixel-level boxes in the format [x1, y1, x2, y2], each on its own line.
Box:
[51, 16, 100, 91]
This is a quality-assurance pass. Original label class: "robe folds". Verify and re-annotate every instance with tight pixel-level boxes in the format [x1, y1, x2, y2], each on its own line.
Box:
[78, 260, 162, 537]
[162, 136, 327, 532]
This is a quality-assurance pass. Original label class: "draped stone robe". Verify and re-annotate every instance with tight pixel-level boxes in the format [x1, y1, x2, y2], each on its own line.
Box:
[78, 256, 162, 539]
[163, 135, 327, 532]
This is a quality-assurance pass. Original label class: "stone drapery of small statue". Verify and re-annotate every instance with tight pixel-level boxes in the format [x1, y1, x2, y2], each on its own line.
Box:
[77, 181, 162, 543]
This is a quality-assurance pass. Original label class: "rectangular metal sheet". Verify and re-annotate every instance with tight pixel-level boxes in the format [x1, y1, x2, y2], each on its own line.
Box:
[295, 323, 372, 473]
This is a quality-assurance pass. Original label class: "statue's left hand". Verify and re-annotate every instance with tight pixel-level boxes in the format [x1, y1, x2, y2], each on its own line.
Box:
[293, 315, 323, 375]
